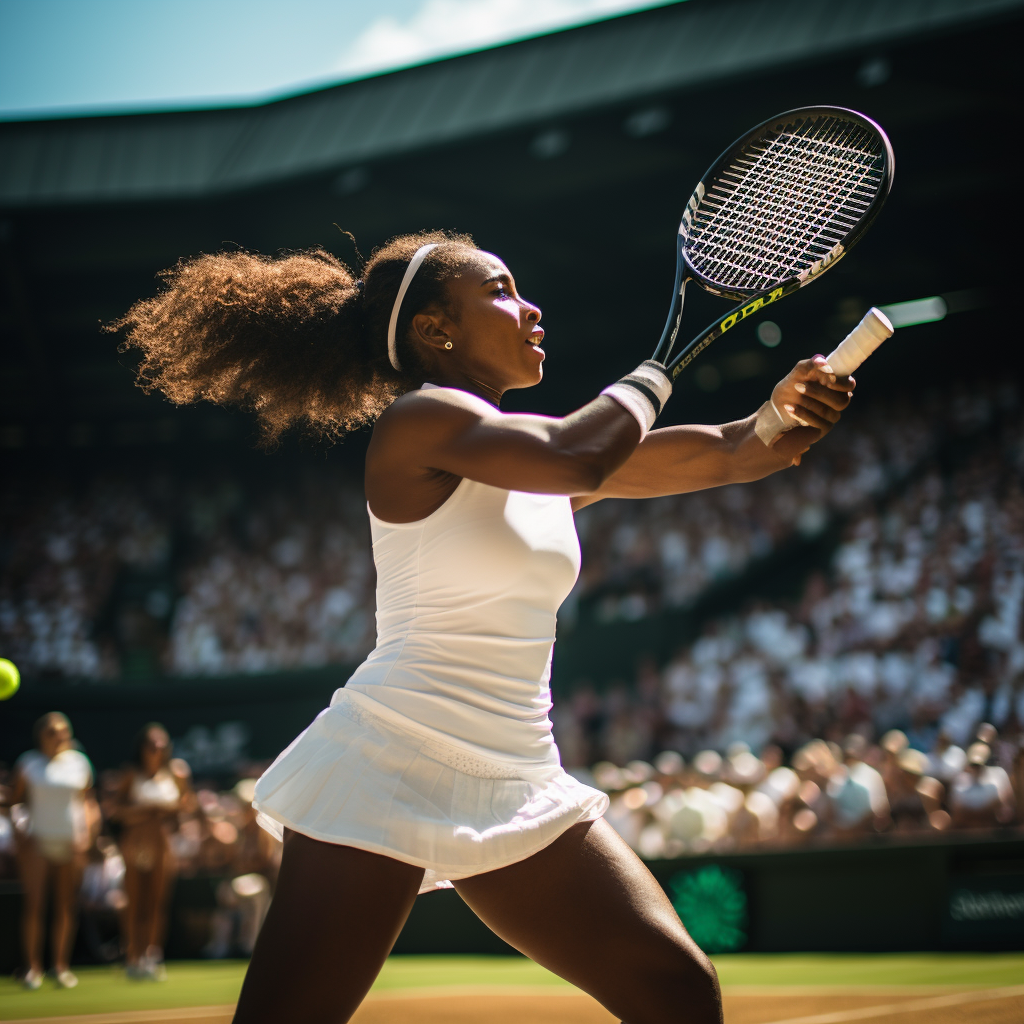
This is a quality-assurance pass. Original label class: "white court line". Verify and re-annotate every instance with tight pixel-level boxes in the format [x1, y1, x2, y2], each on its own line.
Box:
[0, 989, 579, 1023]
[2, 1008, 235, 1024]
[758, 984, 1024, 1024]
[721, 985, 999, 996]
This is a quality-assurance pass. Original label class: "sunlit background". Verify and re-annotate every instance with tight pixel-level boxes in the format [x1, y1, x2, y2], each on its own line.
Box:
[1, 0, 1022, 998]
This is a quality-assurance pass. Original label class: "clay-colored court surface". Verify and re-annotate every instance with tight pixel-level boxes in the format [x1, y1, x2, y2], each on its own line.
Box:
[2, 954, 1021, 1024]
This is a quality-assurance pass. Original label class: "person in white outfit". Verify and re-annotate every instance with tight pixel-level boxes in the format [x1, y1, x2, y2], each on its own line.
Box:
[112, 723, 193, 979]
[4, 713, 99, 990]
[114, 230, 855, 1023]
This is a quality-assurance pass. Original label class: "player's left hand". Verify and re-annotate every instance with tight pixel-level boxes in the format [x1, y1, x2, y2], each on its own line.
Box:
[769, 355, 855, 465]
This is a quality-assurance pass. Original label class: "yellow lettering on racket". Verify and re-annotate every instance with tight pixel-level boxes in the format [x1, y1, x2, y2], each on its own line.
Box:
[672, 286, 789, 380]
[720, 287, 784, 335]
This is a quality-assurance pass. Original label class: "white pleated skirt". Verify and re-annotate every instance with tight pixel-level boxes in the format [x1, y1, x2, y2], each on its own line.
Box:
[253, 689, 608, 893]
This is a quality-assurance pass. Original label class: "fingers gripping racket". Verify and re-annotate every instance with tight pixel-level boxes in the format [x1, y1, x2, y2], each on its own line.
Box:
[651, 106, 895, 380]
[756, 304, 894, 441]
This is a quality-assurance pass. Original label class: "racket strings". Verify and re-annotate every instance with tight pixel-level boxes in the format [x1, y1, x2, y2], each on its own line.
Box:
[695, 125, 880, 288]
[736, 120, 880, 271]
[707, 128, 877, 284]
[712, 118, 879, 267]
[688, 116, 885, 292]
[733, 123, 877, 238]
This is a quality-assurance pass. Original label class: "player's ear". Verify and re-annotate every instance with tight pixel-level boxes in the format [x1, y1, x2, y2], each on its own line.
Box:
[409, 309, 454, 352]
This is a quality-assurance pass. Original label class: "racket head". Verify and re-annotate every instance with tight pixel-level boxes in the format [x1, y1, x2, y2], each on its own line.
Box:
[680, 106, 894, 302]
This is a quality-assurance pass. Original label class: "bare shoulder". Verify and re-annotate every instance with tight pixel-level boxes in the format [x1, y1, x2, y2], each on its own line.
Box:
[367, 388, 496, 521]
[380, 386, 496, 424]
[371, 387, 497, 453]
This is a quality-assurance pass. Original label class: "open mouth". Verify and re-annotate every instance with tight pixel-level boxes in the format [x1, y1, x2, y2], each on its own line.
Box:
[526, 330, 545, 349]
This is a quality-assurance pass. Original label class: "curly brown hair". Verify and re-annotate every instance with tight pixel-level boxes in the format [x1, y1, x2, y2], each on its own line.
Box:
[108, 229, 477, 445]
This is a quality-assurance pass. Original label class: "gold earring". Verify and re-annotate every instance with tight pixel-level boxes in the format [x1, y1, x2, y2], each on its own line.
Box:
[444, 341, 453, 350]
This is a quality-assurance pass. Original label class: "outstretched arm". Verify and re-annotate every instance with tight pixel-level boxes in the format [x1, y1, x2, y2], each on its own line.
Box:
[573, 356, 853, 510]
[366, 361, 673, 522]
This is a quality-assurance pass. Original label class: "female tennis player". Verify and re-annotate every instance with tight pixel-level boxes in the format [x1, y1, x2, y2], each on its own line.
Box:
[115, 230, 854, 1024]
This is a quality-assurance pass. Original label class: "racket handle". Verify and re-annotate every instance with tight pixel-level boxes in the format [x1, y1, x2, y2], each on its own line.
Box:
[825, 307, 894, 376]
[755, 306, 894, 446]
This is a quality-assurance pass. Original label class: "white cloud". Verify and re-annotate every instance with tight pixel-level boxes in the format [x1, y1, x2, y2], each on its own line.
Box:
[336, 0, 673, 79]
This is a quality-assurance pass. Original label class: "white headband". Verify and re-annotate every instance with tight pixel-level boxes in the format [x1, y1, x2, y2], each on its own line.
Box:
[387, 243, 439, 371]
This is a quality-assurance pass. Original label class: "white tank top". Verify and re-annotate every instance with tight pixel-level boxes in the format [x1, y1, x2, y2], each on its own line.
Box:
[339, 421, 581, 765]
[17, 748, 92, 842]
[129, 768, 180, 809]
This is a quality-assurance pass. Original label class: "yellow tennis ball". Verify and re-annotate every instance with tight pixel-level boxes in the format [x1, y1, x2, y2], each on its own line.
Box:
[0, 658, 20, 700]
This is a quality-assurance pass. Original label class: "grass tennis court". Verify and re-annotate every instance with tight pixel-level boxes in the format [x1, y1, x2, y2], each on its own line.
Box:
[2, 953, 1022, 1023]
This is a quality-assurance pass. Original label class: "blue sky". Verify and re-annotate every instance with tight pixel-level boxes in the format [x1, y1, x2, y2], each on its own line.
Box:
[0, 0, 677, 120]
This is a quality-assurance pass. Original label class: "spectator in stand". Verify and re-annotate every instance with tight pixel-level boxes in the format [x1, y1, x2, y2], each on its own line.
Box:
[885, 747, 946, 833]
[4, 713, 100, 990]
[112, 723, 193, 979]
[78, 835, 128, 964]
[949, 741, 1016, 828]
[815, 736, 889, 839]
[204, 778, 282, 959]
[927, 731, 968, 786]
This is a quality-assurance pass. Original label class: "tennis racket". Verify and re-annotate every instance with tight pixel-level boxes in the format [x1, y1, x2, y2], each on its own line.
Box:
[651, 106, 895, 380]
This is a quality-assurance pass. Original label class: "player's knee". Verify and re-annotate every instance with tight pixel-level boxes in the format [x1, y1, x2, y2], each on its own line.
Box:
[634, 944, 721, 1024]
[672, 952, 721, 1023]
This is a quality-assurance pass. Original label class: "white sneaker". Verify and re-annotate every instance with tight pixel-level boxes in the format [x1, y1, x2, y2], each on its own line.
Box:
[55, 969, 79, 989]
[22, 968, 43, 990]
[145, 958, 168, 982]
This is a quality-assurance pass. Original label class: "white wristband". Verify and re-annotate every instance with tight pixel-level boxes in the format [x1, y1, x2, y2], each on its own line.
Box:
[603, 383, 656, 440]
[754, 400, 788, 446]
[601, 360, 672, 442]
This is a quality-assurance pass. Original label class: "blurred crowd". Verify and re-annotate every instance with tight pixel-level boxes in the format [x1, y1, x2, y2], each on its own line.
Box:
[0, 471, 376, 680]
[552, 387, 1024, 855]
[566, 396, 936, 625]
[0, 383, 1008, 683]
[0, 714, 279, 985]
[577, 723, 1020, 861]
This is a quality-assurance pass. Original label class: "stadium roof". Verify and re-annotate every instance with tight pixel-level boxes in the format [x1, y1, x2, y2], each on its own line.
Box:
[1, 0, 1020, 207]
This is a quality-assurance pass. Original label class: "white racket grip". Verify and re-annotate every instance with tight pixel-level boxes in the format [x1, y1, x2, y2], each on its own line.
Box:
[826, 307, 894, 376]
[755, 306, 894, 447]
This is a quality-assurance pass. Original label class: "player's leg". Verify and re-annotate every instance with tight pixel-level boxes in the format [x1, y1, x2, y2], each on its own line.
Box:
[122, 858, 144, 968]
[50, 853, 83, 975]
[454, 819, 722, 1024]
[146, 844, 175, 962]
[15, 838, 47, 979]
[232, 829, 424, 1024]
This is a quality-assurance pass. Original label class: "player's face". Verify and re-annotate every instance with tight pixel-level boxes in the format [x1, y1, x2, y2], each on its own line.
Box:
[141, 728, 170, 772]
[40, 719, 71, 758]
[437, 252, 544, 393]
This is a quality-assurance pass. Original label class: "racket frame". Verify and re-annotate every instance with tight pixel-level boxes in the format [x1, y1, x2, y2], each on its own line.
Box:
[652, 106, 895, 379]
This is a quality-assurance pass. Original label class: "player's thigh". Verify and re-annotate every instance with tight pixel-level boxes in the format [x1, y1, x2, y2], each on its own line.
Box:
[453, 819, 721, 1024]
[15, 838, 47, 909]
[51, 856, 82, 910]
[233, 830, 424, 1024]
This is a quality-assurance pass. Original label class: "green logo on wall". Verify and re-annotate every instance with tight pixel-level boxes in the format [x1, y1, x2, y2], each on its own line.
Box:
[669, 865, 747, 952]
